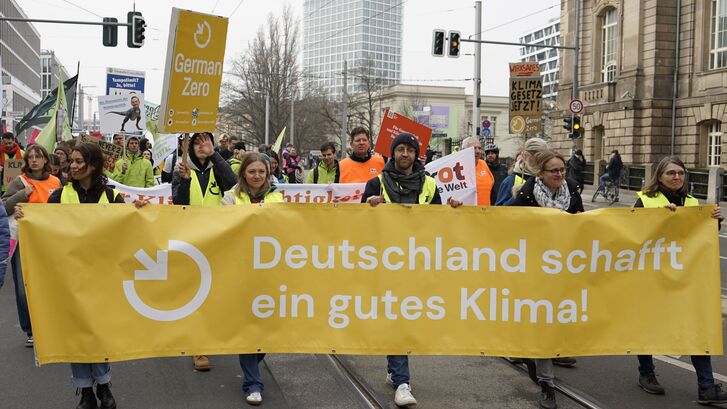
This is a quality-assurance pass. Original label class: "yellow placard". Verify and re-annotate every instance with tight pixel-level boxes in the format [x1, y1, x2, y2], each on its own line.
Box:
[159, 8, 228, 133]
[19, 204, 722, 364]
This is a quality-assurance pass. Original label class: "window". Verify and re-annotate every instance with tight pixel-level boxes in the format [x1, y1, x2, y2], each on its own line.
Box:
[709, 122, 722, 166]
[711, 0, 727, 69]
[601, 8, 618, 82]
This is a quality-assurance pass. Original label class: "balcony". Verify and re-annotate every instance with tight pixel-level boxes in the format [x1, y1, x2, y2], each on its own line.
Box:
[579, 82, 616, 105]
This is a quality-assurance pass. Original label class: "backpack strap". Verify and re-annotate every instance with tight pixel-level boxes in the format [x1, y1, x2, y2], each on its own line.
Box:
[105, 187, 115, 203]
[313, 166, 319, 184]
[334, 161, 340, 183]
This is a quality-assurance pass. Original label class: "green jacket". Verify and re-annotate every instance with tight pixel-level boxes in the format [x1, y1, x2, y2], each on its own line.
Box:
[306, 160, 339, 184]
[109, 153, 155, 187]
[228, 158, 242, 176]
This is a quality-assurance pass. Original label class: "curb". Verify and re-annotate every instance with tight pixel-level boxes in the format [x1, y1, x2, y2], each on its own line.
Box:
[722, 297, 727, 317]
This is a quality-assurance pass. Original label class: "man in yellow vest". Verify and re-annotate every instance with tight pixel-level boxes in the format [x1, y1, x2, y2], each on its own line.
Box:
[361, 133, 461, 408]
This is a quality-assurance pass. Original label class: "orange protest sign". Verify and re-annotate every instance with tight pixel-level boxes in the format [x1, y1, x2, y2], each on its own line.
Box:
[374, 109, 432, 158]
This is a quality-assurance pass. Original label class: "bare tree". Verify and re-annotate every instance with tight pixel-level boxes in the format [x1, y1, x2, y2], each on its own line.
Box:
[346, 59, 386, 140]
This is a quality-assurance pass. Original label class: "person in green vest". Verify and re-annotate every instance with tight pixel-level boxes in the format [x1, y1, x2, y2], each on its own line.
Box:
[1, 132, 25, 192]
[632, 156, 725, 405]
[227, 141, 247, 175]
[109, 135, 155, 187]
[361, 133, 462, 408]
[220, 152, 282, 406]
[306, 141, 339, 184]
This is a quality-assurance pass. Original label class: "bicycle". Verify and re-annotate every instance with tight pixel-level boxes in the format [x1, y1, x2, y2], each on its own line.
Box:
[592, 171, 628, 205]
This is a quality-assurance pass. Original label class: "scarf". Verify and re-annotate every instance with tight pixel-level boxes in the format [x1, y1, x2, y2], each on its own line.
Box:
[381, 161, 426, 204]
[349, 151, 372, 163]
[1, 143, 21, 167]
[533, 177, 571, 210]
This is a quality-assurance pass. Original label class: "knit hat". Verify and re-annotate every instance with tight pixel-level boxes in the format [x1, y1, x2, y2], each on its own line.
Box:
[390, 132, 420, 158]
[523, 137, 548, 152]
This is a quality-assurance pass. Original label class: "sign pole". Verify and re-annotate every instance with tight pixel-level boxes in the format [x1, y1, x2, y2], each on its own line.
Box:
[471, 1, 482, 139]
[571, 0, 581, 152]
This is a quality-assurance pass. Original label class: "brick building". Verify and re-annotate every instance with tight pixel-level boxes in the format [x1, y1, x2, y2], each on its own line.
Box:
[553, 0, 727, 172]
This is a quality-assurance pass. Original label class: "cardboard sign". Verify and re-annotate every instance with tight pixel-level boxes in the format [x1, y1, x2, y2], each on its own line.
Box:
[3, 159, 23, 186]
[508, 62, 542, 135]
[98, 94, 147, 135]
[159, 8, 229, 133]
[374, 109, 432, 158]
[509, 62, 540, 78]
[77, 134, 123, 172]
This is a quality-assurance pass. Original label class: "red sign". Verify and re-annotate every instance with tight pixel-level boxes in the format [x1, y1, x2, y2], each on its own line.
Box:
[509, 62, 540, 78]
[374, 109, 432, 158]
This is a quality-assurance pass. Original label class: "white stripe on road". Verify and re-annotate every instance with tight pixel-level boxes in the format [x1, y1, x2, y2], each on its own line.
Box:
[654, 355, 727, 383]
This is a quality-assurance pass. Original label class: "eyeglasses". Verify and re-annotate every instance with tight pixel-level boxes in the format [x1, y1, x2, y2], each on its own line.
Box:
[544, 168, 566, 175]
[665, 170, 686, 177]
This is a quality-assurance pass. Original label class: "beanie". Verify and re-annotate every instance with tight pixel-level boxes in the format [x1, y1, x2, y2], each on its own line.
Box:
[390, 133, 420, 158]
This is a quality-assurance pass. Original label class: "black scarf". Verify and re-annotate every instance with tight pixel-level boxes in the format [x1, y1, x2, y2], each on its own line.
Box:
[349, 151, 372, 163]
[381, 160, 426, 204]
[658, 186, 688, 206]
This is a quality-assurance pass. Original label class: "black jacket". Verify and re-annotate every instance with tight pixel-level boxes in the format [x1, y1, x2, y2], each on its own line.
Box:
[361, 161, 442, 204]
[172, 152, 237, 205]
[510, 177, 584, 214]
[567, 155, 586, 182]
[48, 182, 126, 204]
[487, 162, 508, 205]
[606, 154, 623, 179]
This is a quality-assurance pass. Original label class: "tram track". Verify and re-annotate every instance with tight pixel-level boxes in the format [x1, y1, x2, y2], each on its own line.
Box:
[326, 354, 389, 409]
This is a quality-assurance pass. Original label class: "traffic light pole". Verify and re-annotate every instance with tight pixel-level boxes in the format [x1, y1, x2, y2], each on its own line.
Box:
[570, 0, 581, 151]
[0, 17, 130, 27]
[472, 1, 482, 139]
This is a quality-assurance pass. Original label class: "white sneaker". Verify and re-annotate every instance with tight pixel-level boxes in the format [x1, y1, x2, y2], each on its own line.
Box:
[246, 391, 262, 406]
[386, 372, 394, 386]
[25, 336, 33, 348]
[394, 383, 417, 407]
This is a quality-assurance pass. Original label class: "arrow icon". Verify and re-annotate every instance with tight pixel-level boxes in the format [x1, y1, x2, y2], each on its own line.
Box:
[134, 249, 168, 281]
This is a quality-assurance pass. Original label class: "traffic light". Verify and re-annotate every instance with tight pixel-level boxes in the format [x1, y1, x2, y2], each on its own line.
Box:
[127, 11, 146, 48]
[563, 117, 573, 132]
[448, 31, 460, 58]
[102, 17, 118, 47]
[572, 116, 582, 137]
[432, 29, 445, 57]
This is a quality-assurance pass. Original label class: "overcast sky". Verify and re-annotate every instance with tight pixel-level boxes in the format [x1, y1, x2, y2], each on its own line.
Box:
[16, 0, 560, 120]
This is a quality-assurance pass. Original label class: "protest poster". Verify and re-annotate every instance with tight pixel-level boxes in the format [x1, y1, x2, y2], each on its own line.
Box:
[107, 178, 172, 204]
[424, 148, 477, 206]
[151, 134, 179, 169]
[374, 109, 432, 158]
[3, 159, 23, 186]
[98, 93, 146, 135]
[77, 134, 123, 172]
[508, 62, 542, 135]
[106, 67, 145, 95]
[276, 183, 365, 204]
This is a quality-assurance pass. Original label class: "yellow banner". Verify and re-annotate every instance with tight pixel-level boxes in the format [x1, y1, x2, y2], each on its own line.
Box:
[19, 204, 722, 364]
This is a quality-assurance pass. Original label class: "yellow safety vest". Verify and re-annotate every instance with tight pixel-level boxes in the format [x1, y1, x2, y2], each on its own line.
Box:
[189, 169, 222, 206]
[60, 183, 120, 204]
[636, 191, 699, 208]
[233, 190, 284, 205]
[378, 174, 437, 204]
[514, 174, 526, 186]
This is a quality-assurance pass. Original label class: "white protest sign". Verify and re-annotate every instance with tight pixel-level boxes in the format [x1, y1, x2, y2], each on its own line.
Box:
[98, 93, 146, 135]
[107, 178, 172, 204]
[276, 183, 366, 203]
[152, 134, 179, 168]
[425, 147, 477, 206]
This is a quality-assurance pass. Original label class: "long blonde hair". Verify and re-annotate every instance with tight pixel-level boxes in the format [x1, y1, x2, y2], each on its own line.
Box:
[234, 152, 271, 199]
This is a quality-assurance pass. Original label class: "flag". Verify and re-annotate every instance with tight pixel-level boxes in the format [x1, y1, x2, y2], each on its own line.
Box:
[272, 126, 287, 153]
[15, 74, 78, 136]
[34, 68, 73, 152]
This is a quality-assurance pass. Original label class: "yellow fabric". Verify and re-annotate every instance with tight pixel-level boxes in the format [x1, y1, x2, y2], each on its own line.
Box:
[233, 191, 284, 205]
[378, 174, 437, 204]
[514, 174, 526, 186]
[59, 183, 119, 204]
[189, 170, 221, 206]
[19, 205, 722, 364]
[637, 191, 699, 208]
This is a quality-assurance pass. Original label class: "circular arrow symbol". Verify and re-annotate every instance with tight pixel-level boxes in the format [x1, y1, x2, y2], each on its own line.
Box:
[194, 21, 212, 49]
[123, 240, 212, 322]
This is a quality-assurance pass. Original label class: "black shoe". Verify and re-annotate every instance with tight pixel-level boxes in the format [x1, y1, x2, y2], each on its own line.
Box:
[523, 359, 538, 383]
[698, 383, 727, 404]
[638, 372, 665, 395]
[552, 357, 576, 367]
[76, 387, 98, 409]
[613, 197, 619, 202]
[95, 383, 117, 409]
[539, 381, 557, 409]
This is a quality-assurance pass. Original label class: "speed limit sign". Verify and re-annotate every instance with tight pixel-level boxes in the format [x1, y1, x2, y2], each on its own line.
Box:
[569, 99, 584, 115]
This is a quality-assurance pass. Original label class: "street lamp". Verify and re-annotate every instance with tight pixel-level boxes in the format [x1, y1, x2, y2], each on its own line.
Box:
[253, 90, 270, 145]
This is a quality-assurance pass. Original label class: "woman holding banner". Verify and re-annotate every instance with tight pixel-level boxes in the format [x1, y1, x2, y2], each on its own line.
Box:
[2, 144, 61, 349]
[221, 152, 282, 406]
[631, 156, 726, 405]
[510, 150, 583, 409]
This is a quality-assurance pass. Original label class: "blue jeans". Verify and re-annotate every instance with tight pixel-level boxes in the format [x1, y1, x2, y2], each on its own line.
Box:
[598, 174, 612, 192]
[387, 355, 410, 387]
[71, 363, 112, 388]
[638, 355, 714, 389]
[239, 353, 265, 393]
[11, 247, 31, 336]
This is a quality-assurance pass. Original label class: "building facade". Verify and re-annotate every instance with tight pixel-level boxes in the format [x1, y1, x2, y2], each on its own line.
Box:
[554, 0, 727, 171]
[302, 0, 402, 99]
[0, 0, 41, 132]
[519, 17, 561, 98]
[40, 50, 70, 98]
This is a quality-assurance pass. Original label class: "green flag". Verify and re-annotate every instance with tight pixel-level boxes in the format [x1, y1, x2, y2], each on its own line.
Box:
[35, 67, 72, 152]
[272, 126, 286, 153]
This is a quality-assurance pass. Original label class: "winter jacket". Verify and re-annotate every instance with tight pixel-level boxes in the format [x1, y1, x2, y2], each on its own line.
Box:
[109, 153, 155, 187]
[172, 152, 237, 205]
[510, 177, 584, 214]
[495, 173, 533, 206]
[306, 160, 340, 184]
[606, 154, 623, 180]
[0, 198, 10, 287]
[487, 162, 508, 205]
[361, 161, 442, 205]
[567, 155, 586, 185]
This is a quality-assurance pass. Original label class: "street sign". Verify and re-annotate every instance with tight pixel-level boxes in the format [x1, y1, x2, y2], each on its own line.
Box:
[482, 128, 491, 137]
[482, 119, 491, 129]
[569, 99, 584, 115]
[159, 8, 229, 133]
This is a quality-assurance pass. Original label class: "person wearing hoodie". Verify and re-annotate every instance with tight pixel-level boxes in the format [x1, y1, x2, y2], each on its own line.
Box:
[361, 133, 462, 408]
[340, 127, 385, 183]
[1, 132, 24, 192]
[109, 135, 154, 187]
[495, 137, 549, 206]
[306, 141, 339, 184]
[220, 152, 282, 405]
